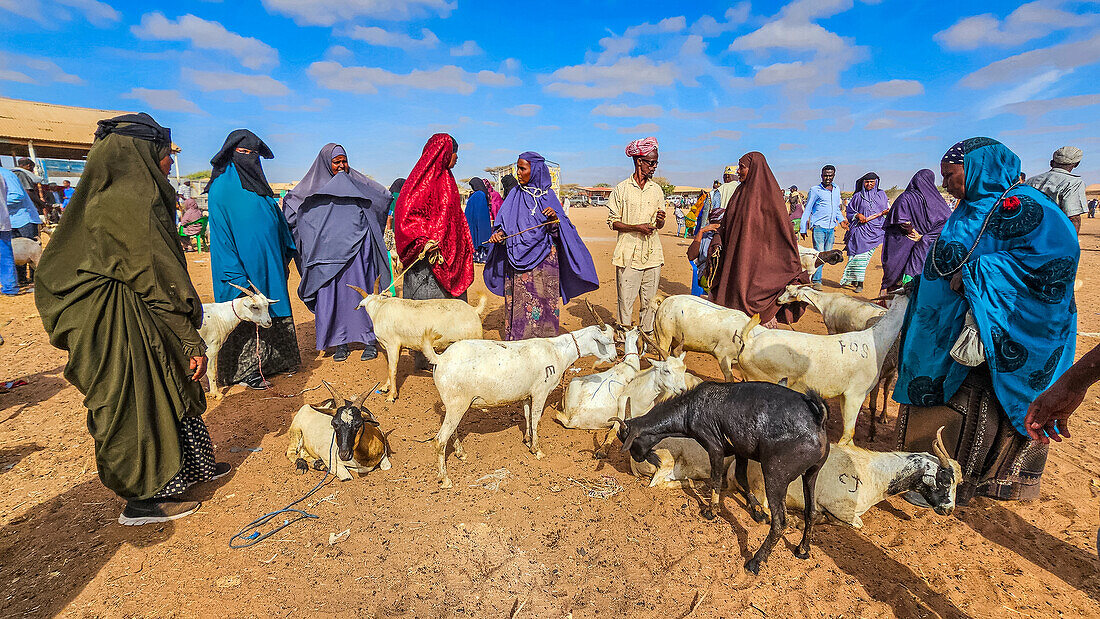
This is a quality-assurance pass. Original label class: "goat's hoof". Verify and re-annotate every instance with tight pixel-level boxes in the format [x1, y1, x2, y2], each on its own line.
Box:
[743, 559, 762, 575]
[312, 459, 327, 471]
[593, 450, 608, 460]
[440, 477, 453, 489]
[378, 384, 390, 393]
[794, 547, 810, 560]
[701, 509, 716, 521]
[386, 395, 397, 403]
[455, 452, 468, 462]
[750, 509, 768, 524]
[533, 450, 544, 460]
[294, 458, 308, 474]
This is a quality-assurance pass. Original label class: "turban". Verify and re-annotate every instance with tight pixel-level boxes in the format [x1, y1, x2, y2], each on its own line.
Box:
[625, 137, 658, 157]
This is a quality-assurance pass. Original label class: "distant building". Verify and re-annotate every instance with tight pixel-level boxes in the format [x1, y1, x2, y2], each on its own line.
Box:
[582, 186, 613, 207]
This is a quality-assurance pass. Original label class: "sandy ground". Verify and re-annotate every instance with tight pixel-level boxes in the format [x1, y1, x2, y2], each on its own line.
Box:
[2, 207, 1100, 618]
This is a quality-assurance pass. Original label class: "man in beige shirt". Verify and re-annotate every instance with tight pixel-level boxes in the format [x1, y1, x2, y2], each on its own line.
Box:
[607, 136, 665, 333]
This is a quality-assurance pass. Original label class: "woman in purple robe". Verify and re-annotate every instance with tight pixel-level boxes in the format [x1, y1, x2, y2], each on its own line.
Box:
[880, 169, 952, 292]
[484, 152, 599, 340]
[282, 144, 391, 362]
[840, 172, 889, 293]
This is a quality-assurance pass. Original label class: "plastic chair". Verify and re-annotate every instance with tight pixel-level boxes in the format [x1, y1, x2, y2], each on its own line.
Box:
[178, 216, 209, 253]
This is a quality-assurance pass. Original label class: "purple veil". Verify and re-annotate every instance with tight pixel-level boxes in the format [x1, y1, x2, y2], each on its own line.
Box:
[484, 151, 599, 303]
[881, 168, 952, 288]
[844, 171, 888, 255]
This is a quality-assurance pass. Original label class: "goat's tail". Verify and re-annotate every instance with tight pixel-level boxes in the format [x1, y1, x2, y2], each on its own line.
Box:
[420, 331, 442, 364]
[648, 291, 669, 314]
[471, 294, 488, 317]
[802, 389, 829, 429]
[739, 314, 761, 348]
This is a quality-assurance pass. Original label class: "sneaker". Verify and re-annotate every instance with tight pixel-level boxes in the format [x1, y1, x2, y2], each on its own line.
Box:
[361, 344, 377, 361]
[332, 344, 349, 363]
[242, 374, 273, 390]
[208, 462, 232, 481]
[853, 282, 864, 294]
[118, 499, 201, 526]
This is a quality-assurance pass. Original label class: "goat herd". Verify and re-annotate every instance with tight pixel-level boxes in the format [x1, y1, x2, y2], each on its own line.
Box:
[199, 278, 961, 575]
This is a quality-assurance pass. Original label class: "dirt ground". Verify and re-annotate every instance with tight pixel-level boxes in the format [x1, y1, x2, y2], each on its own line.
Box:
[2, 207, 1100, 618]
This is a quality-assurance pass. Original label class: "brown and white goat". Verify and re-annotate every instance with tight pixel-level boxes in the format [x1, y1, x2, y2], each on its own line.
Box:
[286, 381, 391, 481]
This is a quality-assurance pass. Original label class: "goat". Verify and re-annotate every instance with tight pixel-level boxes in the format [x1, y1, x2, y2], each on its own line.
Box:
[12, 237, 41, 271]
[285, 381, 391, 481]
[612, 381, 829, 574]
[559, 326, 644, 430]
[348, 284, 486, 402]
[421, 323, 618, 488]
[745, 428, 960, 528]
[797, 246, 844, 274]
[736, 290, 909, 445]
[650, 294, 766, 381]
[198, 282, 276, 399]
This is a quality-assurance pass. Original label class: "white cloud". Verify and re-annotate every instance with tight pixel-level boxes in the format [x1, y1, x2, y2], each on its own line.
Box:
[591, 103, 663, 118]
[265, 98, 330, 112]
[505, 104, 540, 116]
[617, 123, 660, 134]
[935, 1, 1083, 51]
[0, 51, 82, 84]
[132, 13, 278, 70]
[451, 40, 484, 57]
[536, 125, 560, 131]
[692, 3, 751, 37]
[997, 94, 1100, 118]
[122, 88, 204, 114]
[779, 143, 806, 150]
[542, 56, 679, 99]
[624, 16, 687, 38]
[184, 68, 290, 97]
[308, 60, 518, 95]
[0, 0, 120, 26]
[325, 45, 353, 59]
[864, 109, 950, 131]
[730, 20, 850, 55]
[501, 58, 520, 72]
[261, 0, 455, 26]
[753, 61, 819, 86]
[346, 26, 439, 50]
[961, 32, 1100, 88]
[671, 106, 758, 122]
[851, 79, 924, 98]
[692, 129, 742, 141]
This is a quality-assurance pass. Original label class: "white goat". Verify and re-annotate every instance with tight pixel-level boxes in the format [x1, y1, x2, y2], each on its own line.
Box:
[421, 324, 618, 488]
[651, 294, 767, 381]
[12, 237, 41, 270]
[559, 327, 643, 429]
[745, 430, 961, 528]
[348, 284, 485, 402]
[736, 292, 910, 445]
[199, 283, 276, 399]
[797, 246, 844, 274]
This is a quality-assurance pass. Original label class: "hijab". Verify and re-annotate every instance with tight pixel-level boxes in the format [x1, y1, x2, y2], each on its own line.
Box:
[501, 174, 519, 199]
[844, 171, 889, 255]
[484, 151, 599, 303]
[465, 178, 492, 249]
[394, 133, 473, 296]
[881, 169, 952, 289]
[208, 129, 274, 197]
[484, 178, 504, 219]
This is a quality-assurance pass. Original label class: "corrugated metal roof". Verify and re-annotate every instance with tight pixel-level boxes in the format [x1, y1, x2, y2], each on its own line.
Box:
[0, 97, 130, 148]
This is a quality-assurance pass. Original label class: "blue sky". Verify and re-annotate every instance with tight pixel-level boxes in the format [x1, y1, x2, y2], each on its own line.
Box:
[1, 0, 1098, 191]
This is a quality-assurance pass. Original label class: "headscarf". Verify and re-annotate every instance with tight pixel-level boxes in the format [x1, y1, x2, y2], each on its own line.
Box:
[484, 151, 599, 303]
[625, 137, 659, 157]
[281, 143, 390, 311]
[208, 129, 274, 197]
[388, 178, 405, 195]
[180, 197, 202, 227]
[469, 177, 488, 197]
[93, 113, 171, 152]
[894, 138, 1079, 435]
[394, 133, 473, 296]
[465, 178, 492, 249]
[880, 169, 952, 289]
[844, 171, 889, 255]
[709, 151, 808, 324]
[484, 178, 504, 219]
[501, 174, 518, 198]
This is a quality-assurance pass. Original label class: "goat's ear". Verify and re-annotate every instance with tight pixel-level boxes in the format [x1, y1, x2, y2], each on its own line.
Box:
[311, 399, 338, 414]
[365, 418, 380, 427]
[620, 429, 639, 453]
[778, 377, 789, 388]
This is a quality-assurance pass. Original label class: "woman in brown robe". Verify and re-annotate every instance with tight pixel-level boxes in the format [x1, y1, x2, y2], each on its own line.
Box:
[709, 151, 808, 327]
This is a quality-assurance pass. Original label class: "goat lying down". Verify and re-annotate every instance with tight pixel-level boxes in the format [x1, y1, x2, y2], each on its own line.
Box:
[199, 282, 276, 399]
[650, 294, 767, 381]
[422, 324, 618, 488]
[349, 285, 485, 402]
[797, 245, 844, 274]
[559, 326, 644, 430]
[613, 381, 829, 574]
[285, 381, 391, 481]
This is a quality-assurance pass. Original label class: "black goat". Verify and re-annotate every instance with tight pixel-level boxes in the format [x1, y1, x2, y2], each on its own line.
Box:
[614, 380, 830, 574]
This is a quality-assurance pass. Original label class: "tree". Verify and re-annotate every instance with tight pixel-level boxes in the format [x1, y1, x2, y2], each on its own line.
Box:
[595, 182, 610, 187]
[653, 176, 675, 197]
[184, 170, 211, 180]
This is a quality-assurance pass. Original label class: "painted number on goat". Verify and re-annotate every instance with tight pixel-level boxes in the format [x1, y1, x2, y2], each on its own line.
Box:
[545, 366, 556, 379]
[838, 473, 862, 493]
[837, 341, 870, 358]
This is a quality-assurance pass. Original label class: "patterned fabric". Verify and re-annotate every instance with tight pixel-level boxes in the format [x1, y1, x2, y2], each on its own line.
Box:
[154, 416, 217, 498]
[839, 249, 874, 285]
[404, 260, 466, 369]
[216, 317, 300, 386]
[503, 244, 560, 340]
[624, 137, 658, 157]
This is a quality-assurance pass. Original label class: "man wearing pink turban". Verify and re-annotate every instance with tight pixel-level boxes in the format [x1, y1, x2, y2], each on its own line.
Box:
[607, 137, 666, 334]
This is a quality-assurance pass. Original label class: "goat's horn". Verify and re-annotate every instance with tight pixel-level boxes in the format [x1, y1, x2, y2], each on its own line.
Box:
[932, 426, 952, 467]
[584, 299, 606, 329]
[228, 282, 256, 298]
[347, 284, 370, 298]
[639, 330, 666, 360]
[321, 380, 347, 407]
[248, 280, 261, 295]
[606, 417, 628, 427]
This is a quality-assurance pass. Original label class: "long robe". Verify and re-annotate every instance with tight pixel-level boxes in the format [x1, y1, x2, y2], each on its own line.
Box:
[881, 169, 952, 290]
[35, 131, 207, 500]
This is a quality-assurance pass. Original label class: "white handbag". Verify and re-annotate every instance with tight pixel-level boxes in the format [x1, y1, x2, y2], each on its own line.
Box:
[950, 310, 985, 367]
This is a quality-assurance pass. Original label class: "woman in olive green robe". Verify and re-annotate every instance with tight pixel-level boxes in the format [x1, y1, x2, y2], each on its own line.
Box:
[35, 113, 226, 525]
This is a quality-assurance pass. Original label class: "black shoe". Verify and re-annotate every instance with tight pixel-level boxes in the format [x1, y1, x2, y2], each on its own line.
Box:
[118, 498, 201, 526]
[209, 462, 232, 481]
[332, 344, 349, 362]
[242, 373, 273, 390]
[361, 344, 377, 361]
[853, 282, 864, 293]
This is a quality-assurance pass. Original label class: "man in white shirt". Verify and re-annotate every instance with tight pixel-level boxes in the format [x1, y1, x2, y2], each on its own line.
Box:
[1026, 146, 1087, 233]
[607, 137, 665, 334]
[714, 165, 739, 214]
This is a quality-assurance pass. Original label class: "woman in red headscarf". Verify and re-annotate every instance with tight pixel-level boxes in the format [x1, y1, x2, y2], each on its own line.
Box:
[710, 151, 809, 327]
[394, 133, 474, 365]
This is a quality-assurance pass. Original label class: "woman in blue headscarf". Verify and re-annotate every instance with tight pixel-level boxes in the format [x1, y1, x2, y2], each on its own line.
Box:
[207, 129, 298, 390]
[894, 137, 1078, 505]
[484, 152, 599, 340]
[466, 178, 492, 264]
[840, 172, 889, 293]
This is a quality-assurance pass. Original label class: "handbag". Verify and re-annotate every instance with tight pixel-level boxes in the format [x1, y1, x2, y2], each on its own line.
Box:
[698, 241, 722, 291]
[950, 310, 985, 367]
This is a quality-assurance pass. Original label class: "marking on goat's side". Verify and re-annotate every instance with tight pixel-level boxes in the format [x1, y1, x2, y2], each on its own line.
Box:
[837, 341, 870, 358]
[545, 366, 556, 379]
[838, 473, 862, 493]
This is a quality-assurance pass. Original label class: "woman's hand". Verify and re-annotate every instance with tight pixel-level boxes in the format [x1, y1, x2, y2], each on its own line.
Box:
[906, 229, 923, 242]
[189, 355, 208, 382]
[541, 206, 557, 219]
[701, 223, 721, 234]
[489, 230, 506, 243]
[949, 271, 964, 294]
[856, 214, 869, 224]
[1025, 376, 1082, 444]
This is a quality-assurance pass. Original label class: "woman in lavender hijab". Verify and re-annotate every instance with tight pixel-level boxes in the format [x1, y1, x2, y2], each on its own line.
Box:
[840, 172, 890, 293]
[880, 168, 952, 292]
[282, 144, 390, 362]
[484, 152, 599, 339]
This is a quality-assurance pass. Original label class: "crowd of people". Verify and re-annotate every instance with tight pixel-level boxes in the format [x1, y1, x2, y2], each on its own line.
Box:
[6, 110, 1097, 538]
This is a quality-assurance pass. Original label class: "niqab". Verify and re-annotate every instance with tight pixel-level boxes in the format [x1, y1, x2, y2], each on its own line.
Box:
[208, 129, 274, 197]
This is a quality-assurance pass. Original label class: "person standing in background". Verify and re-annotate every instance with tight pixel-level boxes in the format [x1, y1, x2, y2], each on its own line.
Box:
[1026, 146, 1087, 233]
[466, 178, 492, 263]
[839, 172, 889, 294]
[0, 170, 17, 295]
[787, 185, 804, 233]
[1088, 197, 1097, 219]
[799, 165, 842, 289]
[0, 167, 39, 287]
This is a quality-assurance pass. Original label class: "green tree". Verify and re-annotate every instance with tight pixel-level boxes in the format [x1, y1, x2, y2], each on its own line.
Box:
[595, 182, 610, 187]
[183, 170, 211, 180]
[653, 176, 675, 197]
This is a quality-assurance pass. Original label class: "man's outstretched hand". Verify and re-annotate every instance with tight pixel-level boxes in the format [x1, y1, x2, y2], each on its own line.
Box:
[1025, 375, 1084, 444]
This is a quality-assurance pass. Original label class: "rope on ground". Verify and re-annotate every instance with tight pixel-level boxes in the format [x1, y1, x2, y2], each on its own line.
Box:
[568, 475, 623, 499]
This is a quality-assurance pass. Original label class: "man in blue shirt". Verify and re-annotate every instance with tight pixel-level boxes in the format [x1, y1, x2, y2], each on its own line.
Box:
[799, 164, 842, 289]
[1, 167, 41, 286]
[0, 170, 18, 295]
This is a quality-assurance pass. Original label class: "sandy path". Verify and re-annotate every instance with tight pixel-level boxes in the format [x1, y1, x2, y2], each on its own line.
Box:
[2, 207, 1100, 618]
